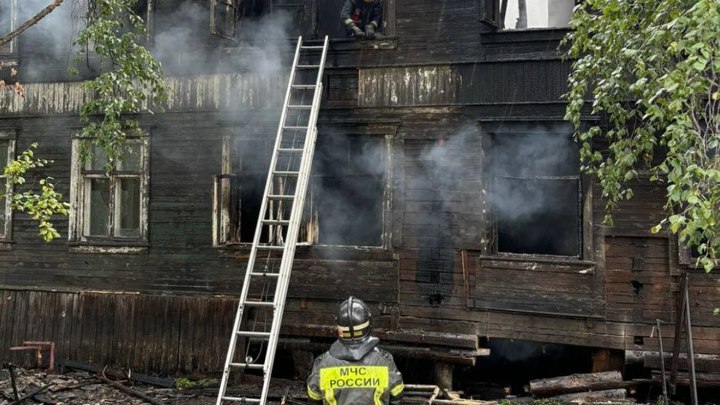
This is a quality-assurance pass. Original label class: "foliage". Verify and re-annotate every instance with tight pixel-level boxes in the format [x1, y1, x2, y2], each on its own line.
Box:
[564, 0, 720, 271]
[73, 0, 168, 167]
[3, 144, 70, 242]
[174, 377, 219, 389]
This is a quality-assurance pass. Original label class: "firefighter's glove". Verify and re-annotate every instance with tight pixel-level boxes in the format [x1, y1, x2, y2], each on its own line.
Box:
[351, 25, 365, 38]
[365, 24, 376, 39]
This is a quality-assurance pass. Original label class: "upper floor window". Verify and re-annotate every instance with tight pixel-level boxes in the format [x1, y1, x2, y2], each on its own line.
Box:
[0, 0, 17, 55]
[0, 131, 16, 242]
[487, 123, 583, 257]
[69, 139, 149, 247]
[482, 0, 575, 30]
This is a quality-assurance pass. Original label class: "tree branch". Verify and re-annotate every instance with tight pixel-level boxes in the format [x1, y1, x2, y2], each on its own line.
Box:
[0, 0, 64, 49]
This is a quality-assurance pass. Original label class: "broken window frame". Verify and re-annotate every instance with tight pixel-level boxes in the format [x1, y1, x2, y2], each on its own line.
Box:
[305, 133, 390, 248]
[0, 131, 16, 243]
[0, 0, 18, 56]
[484, 122, 592, 260]
[69, 137, 149, 247]
[210, 0, 238, 40]
[214, 132, 392, 249]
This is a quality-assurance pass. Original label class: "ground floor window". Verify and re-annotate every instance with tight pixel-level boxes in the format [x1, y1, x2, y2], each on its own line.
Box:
[70, 138, 149, 245]
[487, 123, 582, 257]
[214, 133, 388, 247]
[0, 132, 16, 241]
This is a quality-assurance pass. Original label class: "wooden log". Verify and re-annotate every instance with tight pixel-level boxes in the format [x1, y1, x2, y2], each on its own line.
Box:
[549, 388, 627, 403]
[529, 371, 623, 396]
[652, 370, 720, 388]
[643, 352, 720, 373]
[59, 359, 176, 388]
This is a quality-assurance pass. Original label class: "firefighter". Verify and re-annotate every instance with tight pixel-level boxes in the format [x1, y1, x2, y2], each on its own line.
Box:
[340, 0, 382, 39]
[307, 296, 404, 405]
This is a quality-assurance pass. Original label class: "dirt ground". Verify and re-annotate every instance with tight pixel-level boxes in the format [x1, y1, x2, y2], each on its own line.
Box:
[0, 366, 309, 405]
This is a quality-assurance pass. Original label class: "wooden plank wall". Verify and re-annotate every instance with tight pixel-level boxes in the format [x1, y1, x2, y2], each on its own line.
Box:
[0, 290, 235, 373]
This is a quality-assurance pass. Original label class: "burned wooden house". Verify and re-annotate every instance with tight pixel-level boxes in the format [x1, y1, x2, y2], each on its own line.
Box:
[1, 0, 719, 391]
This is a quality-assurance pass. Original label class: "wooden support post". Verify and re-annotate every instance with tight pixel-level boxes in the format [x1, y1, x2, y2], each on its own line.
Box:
[592, 348, 624, 373]
[434, 362, 453, 391]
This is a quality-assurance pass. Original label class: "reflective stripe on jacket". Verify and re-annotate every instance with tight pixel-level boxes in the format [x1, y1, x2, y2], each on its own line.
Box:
[307, 346, 404, 405]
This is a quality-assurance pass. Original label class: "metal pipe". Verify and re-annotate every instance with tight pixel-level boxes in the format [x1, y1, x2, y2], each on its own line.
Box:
[654, 319, 668, 405]
[684, 275, 698, 405]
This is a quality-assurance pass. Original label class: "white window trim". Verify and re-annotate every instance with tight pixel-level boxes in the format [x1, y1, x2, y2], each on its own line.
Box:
[69, 137, 150, 251]
[0, 131, 16, 245]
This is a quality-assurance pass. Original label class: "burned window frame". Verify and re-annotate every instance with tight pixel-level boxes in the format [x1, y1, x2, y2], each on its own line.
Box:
[0, 0, 18, 57]
[484, 121, 592, 260]
[0, 131, 16, 245]
[480, 0, 576, 31]
[214, 129, 392, 249]
[69, 136, 150, 250]
[306, 132, 390, 248]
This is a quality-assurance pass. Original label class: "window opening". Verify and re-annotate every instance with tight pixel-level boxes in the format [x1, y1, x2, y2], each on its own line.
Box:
[0, 0, 17, 55]
[490, 128, 581, 256]
[310, 134, 385, 246]
[494, 0, 574, 30]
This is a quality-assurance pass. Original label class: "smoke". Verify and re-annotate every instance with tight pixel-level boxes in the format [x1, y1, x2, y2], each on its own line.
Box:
[151, 0, 294, 78]
[485, 122, 580, 256]
[14, 0, 87, 81]
[412, 124, 483, 304]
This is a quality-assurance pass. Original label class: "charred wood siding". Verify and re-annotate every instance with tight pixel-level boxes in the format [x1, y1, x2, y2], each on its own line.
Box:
[474, 257, 599, 317]
[458, 61, 572, 104]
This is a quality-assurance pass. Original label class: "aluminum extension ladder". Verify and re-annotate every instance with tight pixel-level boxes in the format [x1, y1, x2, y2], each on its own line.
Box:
[216, 35, 329, 405]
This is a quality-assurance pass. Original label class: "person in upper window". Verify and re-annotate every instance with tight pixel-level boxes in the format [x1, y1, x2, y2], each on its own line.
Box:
[340, 0, 383, 39]
[307, 296, 404, 405]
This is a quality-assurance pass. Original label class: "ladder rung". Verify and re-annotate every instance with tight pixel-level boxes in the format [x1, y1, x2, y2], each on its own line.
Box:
[222, 396, 262, 403]
[291, 84, 316, 89]
[268, 194, 295, 199]
[236, 330, 272, 337]
[301, 45, 324, 49]
[287, 104, 313, 109]
[243, 300, 275, 307]
[230, 362, 264, 370]
[262, 219, 290, 225]
[297, 64, 320, 69]
[278, 148, 304, 153]
[273, 171, 299, 176]
[249, 271, 280, 277]
[283, 125, 308, 130]
[256, 245, 284, 250]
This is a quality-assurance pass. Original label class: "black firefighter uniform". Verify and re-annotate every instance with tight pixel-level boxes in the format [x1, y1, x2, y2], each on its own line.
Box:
[306, 336, 404, 405]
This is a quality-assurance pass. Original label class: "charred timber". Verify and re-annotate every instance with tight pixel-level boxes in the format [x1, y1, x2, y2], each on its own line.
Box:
[277, 338, 486, 365]
[652, 371, 720, 388]
[529, 371, 623, 396]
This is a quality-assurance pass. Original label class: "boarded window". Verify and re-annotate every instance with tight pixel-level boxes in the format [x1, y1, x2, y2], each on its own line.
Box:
[489, 0, 574, 30]
[73, 139, 148, 242]
[489, 126, 581, 257]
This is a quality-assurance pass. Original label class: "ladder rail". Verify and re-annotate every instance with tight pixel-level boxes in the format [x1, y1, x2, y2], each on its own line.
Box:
[215, 36, 304, 405]
[217, 35, 329, 405]
[258, 36, 329, 403]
